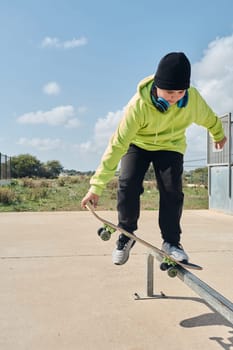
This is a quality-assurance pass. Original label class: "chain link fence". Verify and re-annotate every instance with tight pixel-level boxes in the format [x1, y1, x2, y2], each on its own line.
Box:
[0, 152, 11, 181]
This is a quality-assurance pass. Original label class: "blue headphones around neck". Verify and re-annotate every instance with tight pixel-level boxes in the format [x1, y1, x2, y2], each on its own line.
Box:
[150, 84, 189, 112]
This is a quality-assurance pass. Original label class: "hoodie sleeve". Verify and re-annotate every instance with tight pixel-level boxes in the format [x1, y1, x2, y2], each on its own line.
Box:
[89, 101, 143, 195]
[192, 89, 225, 142]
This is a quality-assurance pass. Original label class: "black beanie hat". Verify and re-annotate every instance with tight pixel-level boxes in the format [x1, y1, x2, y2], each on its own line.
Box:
[154, 52, 191, 90]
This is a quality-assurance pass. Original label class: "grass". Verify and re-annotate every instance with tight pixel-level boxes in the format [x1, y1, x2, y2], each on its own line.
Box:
[140, 182, 208, 210]
[0, 176, 208, 212]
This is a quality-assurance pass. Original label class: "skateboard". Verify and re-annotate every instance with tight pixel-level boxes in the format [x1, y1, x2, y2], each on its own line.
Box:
[86, 203, 202, 277]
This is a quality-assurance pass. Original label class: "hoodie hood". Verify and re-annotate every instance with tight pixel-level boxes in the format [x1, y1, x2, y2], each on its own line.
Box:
[137, 75, 154, 106]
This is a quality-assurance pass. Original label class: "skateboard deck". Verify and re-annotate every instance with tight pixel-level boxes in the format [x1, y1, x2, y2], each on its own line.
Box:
[86, 203, 202, 273]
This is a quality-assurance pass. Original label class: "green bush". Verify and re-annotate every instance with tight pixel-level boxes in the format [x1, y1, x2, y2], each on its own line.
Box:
[0, 187, 18, 204]
[29, 187, 49, 200]
[21, 178, 51, 188]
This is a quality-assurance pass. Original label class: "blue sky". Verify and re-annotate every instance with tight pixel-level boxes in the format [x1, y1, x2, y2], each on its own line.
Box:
[1, 0, 233, 171]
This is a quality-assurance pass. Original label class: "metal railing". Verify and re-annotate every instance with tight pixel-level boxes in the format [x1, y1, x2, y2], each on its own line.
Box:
[135, 252, 233, 325]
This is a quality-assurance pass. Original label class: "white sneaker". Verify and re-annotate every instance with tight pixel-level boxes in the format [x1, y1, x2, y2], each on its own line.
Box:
[112, 234, 135, 265]
[162, 242, 189, 262]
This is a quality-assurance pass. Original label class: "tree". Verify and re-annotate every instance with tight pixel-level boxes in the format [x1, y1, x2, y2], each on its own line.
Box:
[42, 160, 63, 178]
[11, 154, 42, 178]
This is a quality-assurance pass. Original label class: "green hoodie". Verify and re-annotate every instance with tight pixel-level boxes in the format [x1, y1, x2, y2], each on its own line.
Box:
[90, 75, 224, 195]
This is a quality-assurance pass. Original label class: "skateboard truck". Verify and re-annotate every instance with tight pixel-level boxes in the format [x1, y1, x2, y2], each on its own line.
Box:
[97, 224, 116, 241]
[160, 257, 179, 278]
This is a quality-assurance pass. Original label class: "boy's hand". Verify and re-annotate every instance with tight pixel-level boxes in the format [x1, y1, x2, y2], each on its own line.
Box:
[81, 191, 99, 209]
[215, 136, 227, 150]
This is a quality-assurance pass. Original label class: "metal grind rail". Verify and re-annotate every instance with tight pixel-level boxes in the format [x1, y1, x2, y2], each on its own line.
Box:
[136, 251, 233, 325]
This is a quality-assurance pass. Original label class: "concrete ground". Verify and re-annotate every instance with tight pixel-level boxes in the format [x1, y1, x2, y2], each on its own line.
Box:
[0, 209, 232, 350]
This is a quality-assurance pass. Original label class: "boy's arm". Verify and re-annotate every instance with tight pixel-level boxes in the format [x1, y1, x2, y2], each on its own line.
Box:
[89, 104, 142, 196]
[192, 89, 226, 142]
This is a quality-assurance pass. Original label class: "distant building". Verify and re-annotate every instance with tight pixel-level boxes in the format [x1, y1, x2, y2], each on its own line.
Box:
[208, 113, 233, 214]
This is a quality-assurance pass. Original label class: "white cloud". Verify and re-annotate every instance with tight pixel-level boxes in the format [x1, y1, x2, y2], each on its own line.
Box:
[41, 36, 87, 49]
[77, 109, 124, 154]
[192, 34, 233, 115]
[184, 33, 233, 167]
[17, 105, 80, 128]
[78, 141, 92, 152]
[18, 138, 64, 151]
[185, 124, 207, 168]
[43, 81, 61, 95]
[65, 118, 81, 129]
[94, 110, 124, 147]
[77, 106, 88, 114]
[63, 37, 87, 49]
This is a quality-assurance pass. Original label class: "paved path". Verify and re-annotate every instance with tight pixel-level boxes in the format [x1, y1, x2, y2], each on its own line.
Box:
[0, 210, 232, 349]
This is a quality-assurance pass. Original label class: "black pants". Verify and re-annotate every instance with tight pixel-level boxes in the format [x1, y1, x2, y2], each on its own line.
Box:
[117, 144, 184, 244]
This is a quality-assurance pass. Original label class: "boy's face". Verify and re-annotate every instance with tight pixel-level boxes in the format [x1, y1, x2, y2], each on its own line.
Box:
[157, 88, 186, 105]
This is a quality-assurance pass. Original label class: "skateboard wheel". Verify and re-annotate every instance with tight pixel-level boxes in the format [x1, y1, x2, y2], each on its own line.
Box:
[97, 227, 111, 241]
[160, 262, 169, 271]
[167, 267, 178, 278]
